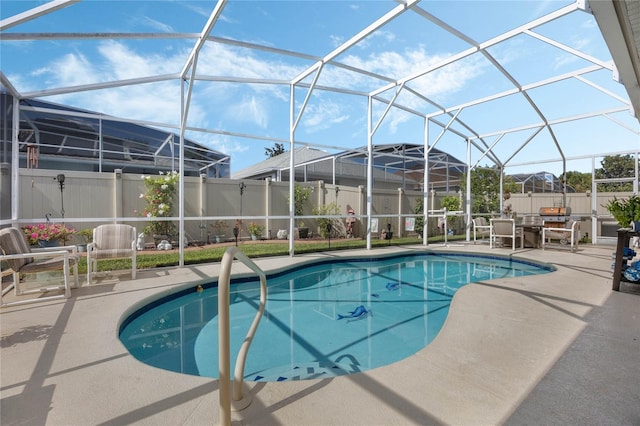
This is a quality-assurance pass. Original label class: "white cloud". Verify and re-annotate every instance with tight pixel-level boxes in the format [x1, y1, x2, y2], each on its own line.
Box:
[14, 35, 486, 145]
[358, 29, 396, 49]
[180, 2, 215, 19]
[197, 43, 303, 82]
[191, 131, 249, 158]
[530, 0, 556, 20]
[34, 41, 190, 126]
[16, 38, 304, 141]
[43, 52, 96, 87]
[301, 99, 350, 133]
[329, 34, 344, 48]
[140, 16, 174, 33]
[341, 46, 486, 101]
[226, 95, 269, 128]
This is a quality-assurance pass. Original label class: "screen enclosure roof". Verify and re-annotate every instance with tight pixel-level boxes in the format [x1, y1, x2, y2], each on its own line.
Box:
[1, 0, 638, 177]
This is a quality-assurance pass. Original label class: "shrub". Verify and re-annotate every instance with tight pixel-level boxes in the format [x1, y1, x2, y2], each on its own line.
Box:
[313, 202, 340, 238]
[139, 171, 179, 236]
[605, 195, 640, 228]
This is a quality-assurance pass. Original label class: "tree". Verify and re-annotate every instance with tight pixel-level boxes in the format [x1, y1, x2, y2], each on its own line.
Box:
[414, 198, 425, 237]
[461, 167, 518, 214]
[265, 143, 286, 158]
[413, 195, 462, 237]
[440, 195, 462, 234]
[287, 183, 313, 226]
[595, 154, 635, 192]
[562, 171, 592, 192]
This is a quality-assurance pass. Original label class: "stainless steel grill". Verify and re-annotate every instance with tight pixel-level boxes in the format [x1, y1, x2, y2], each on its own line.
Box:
[539, 207, 571, 228]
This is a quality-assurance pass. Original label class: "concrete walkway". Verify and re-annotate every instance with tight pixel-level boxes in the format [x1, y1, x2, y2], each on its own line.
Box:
[1, 243, 638, 425]
[507, 283, 640, 425]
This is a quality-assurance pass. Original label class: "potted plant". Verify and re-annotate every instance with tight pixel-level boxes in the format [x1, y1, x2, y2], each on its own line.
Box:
[76, 228, 94, 252]
[211, 220, 228, 243]
[605, 195, 640, 228]
[21, 223, 76, 247]
[247, 222, 264, 240]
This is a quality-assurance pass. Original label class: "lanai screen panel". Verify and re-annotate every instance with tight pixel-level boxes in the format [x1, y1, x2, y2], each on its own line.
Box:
[0, 0, 637, 182]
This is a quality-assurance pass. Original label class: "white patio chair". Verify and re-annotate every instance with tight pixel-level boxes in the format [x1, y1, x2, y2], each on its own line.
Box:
[472, 217, 492, 246]
[542, 220, 580, 252]
[87, 224, 137, 284]
[0, 227, 79, 307]
[490, 218, 524, 251]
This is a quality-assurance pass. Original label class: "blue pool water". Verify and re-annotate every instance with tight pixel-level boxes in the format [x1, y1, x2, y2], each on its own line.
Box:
[119, 253, 552, 381]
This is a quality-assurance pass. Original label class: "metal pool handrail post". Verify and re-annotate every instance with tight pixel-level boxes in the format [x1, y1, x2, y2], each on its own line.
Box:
[218, 246, 268, 426]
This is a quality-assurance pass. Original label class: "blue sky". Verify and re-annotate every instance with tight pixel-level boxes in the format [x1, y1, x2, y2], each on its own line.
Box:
[1, 0, 638, 177]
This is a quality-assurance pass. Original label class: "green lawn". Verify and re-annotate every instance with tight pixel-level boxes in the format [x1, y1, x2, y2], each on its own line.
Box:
[81, 234, 467, 273]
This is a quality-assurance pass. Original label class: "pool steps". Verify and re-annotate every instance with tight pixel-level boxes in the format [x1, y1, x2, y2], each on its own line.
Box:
[250, 361, 356, 382]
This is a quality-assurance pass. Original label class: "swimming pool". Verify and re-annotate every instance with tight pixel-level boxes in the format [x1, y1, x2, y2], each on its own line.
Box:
[119, 252, 552, 381]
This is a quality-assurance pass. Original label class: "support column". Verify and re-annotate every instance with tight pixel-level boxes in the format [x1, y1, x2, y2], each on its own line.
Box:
[265, 178, 271, 239]
[200, 173, 207, 243]
[358, 185, 365, 238]
[317, 180, 325, 207]
[114, 169, 123, 221]
[466, 138, 472, 241]
[11, 96, 19, 223]
[398, 187, 404, 238]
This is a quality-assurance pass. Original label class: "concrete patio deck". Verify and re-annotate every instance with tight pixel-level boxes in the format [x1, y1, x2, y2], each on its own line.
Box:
[1, 243, 638, 425]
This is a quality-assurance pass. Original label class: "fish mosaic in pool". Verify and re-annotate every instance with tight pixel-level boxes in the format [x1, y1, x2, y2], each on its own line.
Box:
[119, 253, 552, 381]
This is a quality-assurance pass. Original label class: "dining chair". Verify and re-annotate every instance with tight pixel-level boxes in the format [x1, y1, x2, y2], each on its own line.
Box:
[542, 220, 580, 252]
[472, 217, 492, 246]
[490, 218, 524, 251]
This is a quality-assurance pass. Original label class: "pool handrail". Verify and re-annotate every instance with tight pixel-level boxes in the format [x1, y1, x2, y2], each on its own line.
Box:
[218, 246, 268, 426]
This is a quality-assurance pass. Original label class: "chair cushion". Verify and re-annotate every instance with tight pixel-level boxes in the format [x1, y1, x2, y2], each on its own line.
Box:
[92, 248, 133, 259]
[0, 228, 33, 271]
[491, 219, 515, 236]
[94, 225, 133, 251]
[20, 254, 79, 273]
[474, 217, 487, 227]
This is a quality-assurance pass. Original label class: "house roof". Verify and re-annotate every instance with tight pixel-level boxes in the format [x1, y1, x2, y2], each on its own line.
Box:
[232, 146, 329, 179]
[590, 0, 640, 118]
[233, 143, 467, 191]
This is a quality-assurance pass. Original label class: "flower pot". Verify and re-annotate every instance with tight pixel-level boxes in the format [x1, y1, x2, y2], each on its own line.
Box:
[297, 227, 309, 239]
[38, 239, 61, 248]
[215, 235, 225, 243]
[251, 234, 259, 241]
